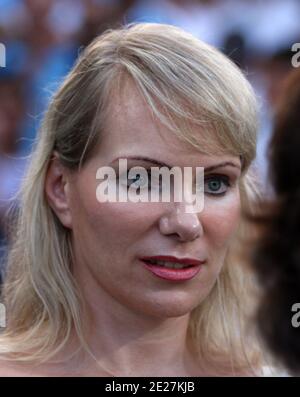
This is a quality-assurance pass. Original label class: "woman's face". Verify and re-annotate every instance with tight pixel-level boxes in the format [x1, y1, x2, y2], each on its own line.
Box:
[65, 80, 242, 318]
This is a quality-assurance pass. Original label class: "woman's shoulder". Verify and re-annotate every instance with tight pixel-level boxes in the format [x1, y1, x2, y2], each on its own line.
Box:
[0, 359, 36, 377]
[0, 357, 103, 377]
[0, 357, 67, 377]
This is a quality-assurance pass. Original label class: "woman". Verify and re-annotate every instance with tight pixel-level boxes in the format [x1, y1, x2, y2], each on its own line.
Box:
[0, 23, 260, 376]
[251, 68, 300, 376]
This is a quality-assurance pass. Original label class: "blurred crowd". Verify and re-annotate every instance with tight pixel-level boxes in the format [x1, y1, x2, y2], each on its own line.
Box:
[0, 0, 299, 274]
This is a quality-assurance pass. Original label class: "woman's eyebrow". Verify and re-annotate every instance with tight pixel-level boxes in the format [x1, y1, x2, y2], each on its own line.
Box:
[111, 157, 240, 171]
[205, 162, 241, 172]
[111, 156, 171, 168]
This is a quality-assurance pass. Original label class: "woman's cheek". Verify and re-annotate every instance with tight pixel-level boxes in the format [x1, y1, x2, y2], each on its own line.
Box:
[90, 201, 160, 236]
[202, 192, 241, 248]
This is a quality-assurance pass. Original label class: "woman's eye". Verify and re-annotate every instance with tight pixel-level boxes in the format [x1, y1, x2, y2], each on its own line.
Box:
[128, 172, 149, 189]
[204, 175, 230, 195]
[118, 169, 163, 192]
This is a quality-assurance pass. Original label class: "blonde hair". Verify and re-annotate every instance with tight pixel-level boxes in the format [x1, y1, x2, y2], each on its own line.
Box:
[0, 23, 260, 374]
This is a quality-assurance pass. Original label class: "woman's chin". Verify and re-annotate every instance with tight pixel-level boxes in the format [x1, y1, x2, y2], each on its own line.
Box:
[131, 295, 201, 319]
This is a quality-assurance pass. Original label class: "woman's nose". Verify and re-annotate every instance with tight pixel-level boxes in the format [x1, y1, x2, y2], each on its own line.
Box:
[158, 202, 203, 242]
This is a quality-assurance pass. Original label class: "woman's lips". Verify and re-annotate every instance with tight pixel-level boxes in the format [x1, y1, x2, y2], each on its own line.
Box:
[140, 256, 204, 281]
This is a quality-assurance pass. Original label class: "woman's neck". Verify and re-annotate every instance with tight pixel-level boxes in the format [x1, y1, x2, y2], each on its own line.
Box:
[69, 265, 200, 376]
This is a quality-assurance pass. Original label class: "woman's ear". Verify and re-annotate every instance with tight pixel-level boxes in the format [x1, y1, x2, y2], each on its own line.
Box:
[45, 152, 73, 229]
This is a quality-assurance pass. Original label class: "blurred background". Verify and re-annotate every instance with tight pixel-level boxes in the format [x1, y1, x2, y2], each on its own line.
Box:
[0, 0, 299, 277]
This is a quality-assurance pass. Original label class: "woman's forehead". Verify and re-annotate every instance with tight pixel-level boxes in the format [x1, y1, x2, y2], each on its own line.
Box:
[104, 80, 209, 148]
[97, 115, 240, 169]
[91, 76, 240, 169]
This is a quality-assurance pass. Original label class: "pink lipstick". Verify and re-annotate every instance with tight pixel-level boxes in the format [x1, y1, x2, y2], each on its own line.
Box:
[140, 255, 204, 281]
